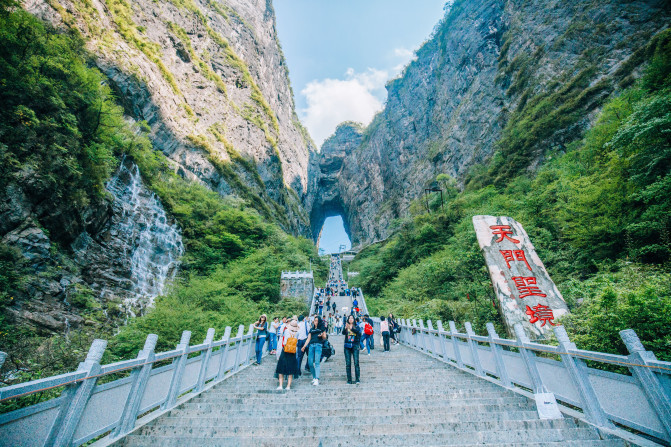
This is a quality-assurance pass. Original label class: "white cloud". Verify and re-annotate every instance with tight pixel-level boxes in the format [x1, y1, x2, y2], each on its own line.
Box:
[392, 47, 417, 74]
[394, 47, 414, 58]
[300, 68, 388, 148]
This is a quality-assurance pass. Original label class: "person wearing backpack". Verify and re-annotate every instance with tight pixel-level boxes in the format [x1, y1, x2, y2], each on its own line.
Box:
[361, 317, 374, 355]
[342, 315, 362, 384]
[275, 317, 299, 390]
[389, 313, 400, 345]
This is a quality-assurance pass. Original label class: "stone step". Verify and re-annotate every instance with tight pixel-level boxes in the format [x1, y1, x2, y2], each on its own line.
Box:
[219, 374, 493, 384]
[181, 395, 531, 410]
[119, 428, 617, 447]
[166, 401, 536, 418]
[195, 389, 514, 401]
[143, 418, 585, 437]
[213, 382, 506, 393]
[155, 410, 540, 427]
[139, 419, 584, 437]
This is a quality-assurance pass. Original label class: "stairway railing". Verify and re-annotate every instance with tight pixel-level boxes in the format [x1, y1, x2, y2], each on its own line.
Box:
[0, 324, 264, 447]
[371, 318, 671, 445]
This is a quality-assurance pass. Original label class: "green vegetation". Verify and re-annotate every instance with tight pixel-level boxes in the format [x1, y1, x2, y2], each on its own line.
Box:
[0, 6, 122, 220]
[0, 6, 325, 383]
[102, 0, 183, 97]
[349, 29, 671, 361]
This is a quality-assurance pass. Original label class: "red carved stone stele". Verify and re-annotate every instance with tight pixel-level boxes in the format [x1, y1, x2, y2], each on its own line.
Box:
[473, 215, 570, 340]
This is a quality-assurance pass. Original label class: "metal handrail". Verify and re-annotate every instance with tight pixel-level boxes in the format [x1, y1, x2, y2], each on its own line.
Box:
[0, 323, 263, 447]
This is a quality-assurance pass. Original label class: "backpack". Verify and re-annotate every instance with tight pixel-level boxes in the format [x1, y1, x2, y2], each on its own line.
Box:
[364, 323, 374, 335]
[322, 339, 335, 360]
[284, 334, 297, 354]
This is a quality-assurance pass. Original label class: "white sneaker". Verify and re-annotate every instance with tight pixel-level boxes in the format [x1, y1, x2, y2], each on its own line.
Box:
[311, 378, 317, 385]
[276, 385, 283, 390]
[285, 385, 291, 391]
[314, 379, 319, 386]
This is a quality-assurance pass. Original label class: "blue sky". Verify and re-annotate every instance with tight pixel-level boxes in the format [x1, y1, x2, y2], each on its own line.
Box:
[274, 0, 447, 147]
[318, 216, 351, 254]
[274, 0, 446, 253]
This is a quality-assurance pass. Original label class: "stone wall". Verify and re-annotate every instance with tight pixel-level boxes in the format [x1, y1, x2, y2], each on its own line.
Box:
[280, 271, 314, 305]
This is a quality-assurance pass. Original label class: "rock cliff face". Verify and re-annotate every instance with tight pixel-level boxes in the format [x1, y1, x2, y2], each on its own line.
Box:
[306, 122, 363, 245]
[5, 0, 314, 338]
[1, 157, 183, 334]
[25, 0, 315, 235]
[321, 0, 670, 244]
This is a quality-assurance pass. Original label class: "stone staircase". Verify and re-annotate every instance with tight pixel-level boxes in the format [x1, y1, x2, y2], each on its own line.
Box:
[115, 336, 625, 447]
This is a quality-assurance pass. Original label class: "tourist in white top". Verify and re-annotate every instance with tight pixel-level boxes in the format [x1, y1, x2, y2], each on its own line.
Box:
[380, 316, 391, 351]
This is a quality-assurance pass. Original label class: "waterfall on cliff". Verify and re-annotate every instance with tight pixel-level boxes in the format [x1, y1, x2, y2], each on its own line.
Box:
[106, 159, 184, 308]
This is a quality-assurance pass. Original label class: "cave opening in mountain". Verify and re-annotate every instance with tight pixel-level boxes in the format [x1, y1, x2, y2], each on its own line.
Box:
[317, 215, 351, 255]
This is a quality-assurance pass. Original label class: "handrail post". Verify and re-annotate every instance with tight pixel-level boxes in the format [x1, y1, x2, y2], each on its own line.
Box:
[436, 321, 449, 362]
[448, 321, 464, 369]
[113, 334, 158, 437]
[216, 327, 233, 380]
[427, 320, 436, 356]
[232, 325, 244, 372]
[46, 339, 107, 447]
[514, 324, 562, 419]
[161, 331, 191, 410]
[486, 323, 511, 388]
[620, 329, 671, 440]
[513, 324, 545, 393]
[411, 319, 418, 349]
[553, 326, 613, 429]
[418, 320, 427, 352]
[245, 324, 256, 365]
[196, 328, 216, 392]
[465, 322, 484, 376]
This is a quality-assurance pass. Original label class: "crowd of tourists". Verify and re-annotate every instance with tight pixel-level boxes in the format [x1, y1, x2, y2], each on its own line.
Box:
[251, 311, 402, 389]
[249, 254, 402, 389]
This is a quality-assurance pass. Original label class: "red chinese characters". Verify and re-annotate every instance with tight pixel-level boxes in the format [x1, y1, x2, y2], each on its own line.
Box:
[500, 250, 532, 271]
[491, 224, 555, 327]
[511, 276, 547, 299]
[525, 304, 556, 326]
[489, 225, 520, 244]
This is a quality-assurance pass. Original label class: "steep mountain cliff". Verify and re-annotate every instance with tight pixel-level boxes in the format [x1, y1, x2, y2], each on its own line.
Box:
[306, 122, 363, 245]
[1, 0, 316, 366]
[25, 0, 314, 234]
[322, 0, 670, 244]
